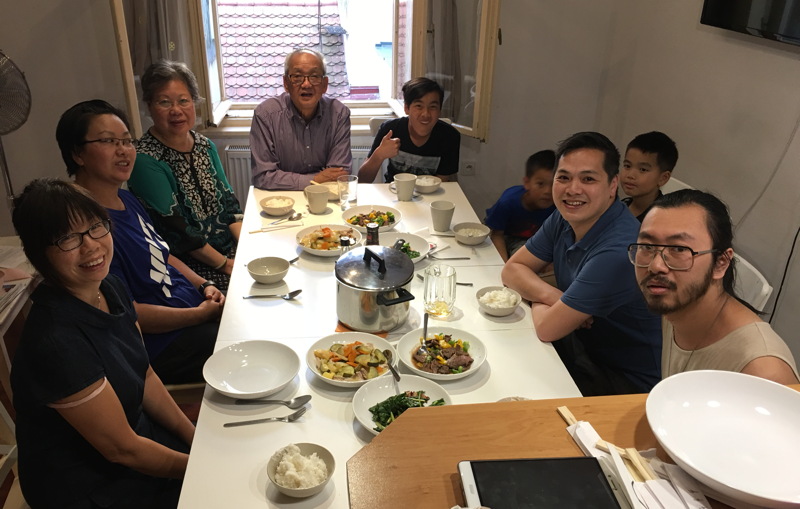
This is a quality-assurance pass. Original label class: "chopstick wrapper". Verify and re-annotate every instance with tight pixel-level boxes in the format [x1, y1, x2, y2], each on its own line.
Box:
[650, 459, 712, 509]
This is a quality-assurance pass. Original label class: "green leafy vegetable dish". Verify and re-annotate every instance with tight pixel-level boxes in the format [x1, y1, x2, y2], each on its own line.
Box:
[368, 390, 444, 432]
[399, 242, 420, 259]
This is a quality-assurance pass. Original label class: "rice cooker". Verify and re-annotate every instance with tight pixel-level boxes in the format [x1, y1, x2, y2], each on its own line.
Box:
[335, 244, 415, 332]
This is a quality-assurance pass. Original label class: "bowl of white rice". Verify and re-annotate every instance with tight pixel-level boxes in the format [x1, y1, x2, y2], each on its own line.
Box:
[267, 443, 335, 498]
[415, 175, 441, 193]
[476, 286, 521, 317]
[453, 222, 490, 245]
[260, 196, 295, 216]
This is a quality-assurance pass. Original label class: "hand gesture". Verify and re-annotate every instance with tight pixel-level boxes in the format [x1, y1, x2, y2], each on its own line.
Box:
[374, 130, 400, 160]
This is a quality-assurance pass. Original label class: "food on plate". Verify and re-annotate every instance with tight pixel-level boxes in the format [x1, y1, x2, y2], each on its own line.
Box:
[263, 197, 293, 208]
[346, 210, 396, 227]
[272, 444, 328, 489]
[368, 390, 445, 432]
[398, 241, 420, 259]
[410, 334, 474, 375]
[456, 227, 486, 237]
[479, 288, 519, 308]
[313, 341, 389, 381]
[299, 226, 355, 251]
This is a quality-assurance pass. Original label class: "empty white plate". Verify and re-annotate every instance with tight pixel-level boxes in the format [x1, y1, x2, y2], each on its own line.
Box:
[203, 340, 300, 399]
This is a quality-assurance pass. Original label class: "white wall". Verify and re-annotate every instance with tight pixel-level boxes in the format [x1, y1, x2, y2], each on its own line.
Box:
[0, 0, 124, 234]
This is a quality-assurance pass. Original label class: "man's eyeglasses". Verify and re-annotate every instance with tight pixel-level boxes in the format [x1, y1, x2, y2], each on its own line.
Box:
[52, 219, 112, 252]
[82, 137, 138, 148]
[286, 74, 325, 86]
[627, 243, 718, 271]
[153, 98, 194, 110]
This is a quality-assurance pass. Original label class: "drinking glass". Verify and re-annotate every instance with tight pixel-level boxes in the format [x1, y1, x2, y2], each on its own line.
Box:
[338, 175, 358, 209]
[423, 264, 457, 318]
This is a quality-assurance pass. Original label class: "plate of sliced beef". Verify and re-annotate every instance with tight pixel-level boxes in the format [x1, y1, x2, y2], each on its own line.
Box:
[396, 327, 486, 381]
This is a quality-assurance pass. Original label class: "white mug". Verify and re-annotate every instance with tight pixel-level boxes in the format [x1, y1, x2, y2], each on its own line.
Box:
[304, 185, 330, 214]
[394, 173, 417, 201]
[430, 200, 455, 232]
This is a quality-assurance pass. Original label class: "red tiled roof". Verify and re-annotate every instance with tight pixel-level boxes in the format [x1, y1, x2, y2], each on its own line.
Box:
[218, 0, 350, 102]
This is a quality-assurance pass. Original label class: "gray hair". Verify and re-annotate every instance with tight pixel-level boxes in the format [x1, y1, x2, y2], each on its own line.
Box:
[283, 49, 327, 76]
[141, 60, 202, 103]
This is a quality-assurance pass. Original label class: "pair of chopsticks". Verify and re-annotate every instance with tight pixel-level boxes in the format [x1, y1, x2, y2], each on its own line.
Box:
[556, 406, 658, 483]
[249, 223, 302, 234]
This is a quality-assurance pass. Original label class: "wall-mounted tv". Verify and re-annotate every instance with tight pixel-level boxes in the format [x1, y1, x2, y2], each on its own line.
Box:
[701, 0, 800, 47]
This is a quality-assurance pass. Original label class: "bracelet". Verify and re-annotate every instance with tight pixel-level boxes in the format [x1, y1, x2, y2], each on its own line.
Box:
[214, 257, 228, 270]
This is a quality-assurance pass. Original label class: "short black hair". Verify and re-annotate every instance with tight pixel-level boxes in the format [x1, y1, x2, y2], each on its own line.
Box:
[627, 131, 679, 173]
[12, 178, 109, 288]
[524, 150, 556, 178]
[555, 131, 620, 181]
[56, 99, 131, 177]
[401, 77, 444, 108]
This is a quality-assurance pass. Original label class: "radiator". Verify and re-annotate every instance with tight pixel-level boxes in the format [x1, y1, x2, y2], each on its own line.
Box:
[223, 144, 376, 201]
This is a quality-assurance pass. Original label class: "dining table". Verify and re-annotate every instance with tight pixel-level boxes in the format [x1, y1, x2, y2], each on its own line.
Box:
[177, 182, 581, 509]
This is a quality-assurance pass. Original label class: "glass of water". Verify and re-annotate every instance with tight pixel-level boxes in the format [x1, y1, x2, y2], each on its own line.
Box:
[423, 264, 457, 317]
[338, 175, 358, 209]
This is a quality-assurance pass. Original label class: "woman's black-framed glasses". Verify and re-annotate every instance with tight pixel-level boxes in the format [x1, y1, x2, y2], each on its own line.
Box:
[627, 243, 717, 271]
[82, 137, 138, 148]
[52, 219, 112, 252]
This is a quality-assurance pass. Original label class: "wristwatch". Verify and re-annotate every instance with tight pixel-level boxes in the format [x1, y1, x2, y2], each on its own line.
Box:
[198, 280, 218, 294]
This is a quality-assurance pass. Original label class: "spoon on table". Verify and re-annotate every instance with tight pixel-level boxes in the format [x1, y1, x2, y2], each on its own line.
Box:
[383, 349, 401, 382]
[242, 289, 302, 300]
[235, 394, 311, 408]
[268, 211, 303, 226]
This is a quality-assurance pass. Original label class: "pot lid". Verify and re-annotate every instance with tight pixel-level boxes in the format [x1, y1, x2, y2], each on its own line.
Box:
[335, 245, 414, 291]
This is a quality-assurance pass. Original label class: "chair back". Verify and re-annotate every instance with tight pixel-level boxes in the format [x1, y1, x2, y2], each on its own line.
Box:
[733, 254, 773, 312]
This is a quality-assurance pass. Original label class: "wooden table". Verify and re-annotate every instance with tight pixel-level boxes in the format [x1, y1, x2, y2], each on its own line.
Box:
[347, 385, 800, 509]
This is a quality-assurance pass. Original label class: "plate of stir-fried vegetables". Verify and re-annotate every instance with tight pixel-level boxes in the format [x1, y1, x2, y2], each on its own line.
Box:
[397, 327, 487, 381]
[353, 374, 451, 435]
[307, 333, 397, 387]
[341, 205, 401, 233]
[296, 224, 362, 257]
[379, 232, 430, 263]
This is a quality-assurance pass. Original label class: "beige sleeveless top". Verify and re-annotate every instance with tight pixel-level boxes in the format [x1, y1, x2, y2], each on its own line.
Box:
[662, 319, 799, 379]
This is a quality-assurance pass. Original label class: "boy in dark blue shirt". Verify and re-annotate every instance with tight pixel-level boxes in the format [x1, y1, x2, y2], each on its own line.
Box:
[485, 150, 556, 261]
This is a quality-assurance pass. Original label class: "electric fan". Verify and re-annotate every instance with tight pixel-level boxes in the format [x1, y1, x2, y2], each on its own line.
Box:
[0, 50, 32, 210]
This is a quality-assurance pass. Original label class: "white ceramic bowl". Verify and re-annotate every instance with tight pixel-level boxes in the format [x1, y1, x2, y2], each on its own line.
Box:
[247, 256, 290, 284]
[453, 222, 490, 245]
[259, 196, 295, 216]
[475, 286, 521, 317]
[396, 327, 486, 381]
[307, 332, 397, 388]
[379, 232, 430, 264]
[646, 371, 800, 508]
[352, 374, 452, 435]
[202, 340, 300, 399]
[415, 175, 442, 193]
[341, 205, 402, 233]
[267, 443, 335, 498]
[318, 181, 339, 201]
[295, 224, 362, 257]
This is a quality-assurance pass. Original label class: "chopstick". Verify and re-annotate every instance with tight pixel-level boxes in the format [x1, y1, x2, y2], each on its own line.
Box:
[249, 223, 302, 234]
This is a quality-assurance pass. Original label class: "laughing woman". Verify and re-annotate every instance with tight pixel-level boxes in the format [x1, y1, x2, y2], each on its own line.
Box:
[11, 179, 193, 508]
[128, 60, 241, 291]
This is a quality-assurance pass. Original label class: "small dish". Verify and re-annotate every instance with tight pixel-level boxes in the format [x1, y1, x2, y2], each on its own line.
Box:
[341, 205, 402, 233]
[296, 224, 363, 257]
[379, 232, 430, 264]
[202, 340, 300, 399]
[396, 327, 487, 381]
[352, 374, 452, 435]
[260, 196, 295, 216]
[267, 443, 335, 498]
[453, 222, 490, 245]
[415, 175, 442, 193]
[247, 256, 290, 284]
[476, 286, 521, 317]
[307, 332, 397, 388]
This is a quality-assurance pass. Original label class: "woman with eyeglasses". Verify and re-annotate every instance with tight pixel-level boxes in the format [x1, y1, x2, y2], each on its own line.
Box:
[56, 99, 222, 385]
[11, 178, 193, 508]
[128, 60, 241, 291]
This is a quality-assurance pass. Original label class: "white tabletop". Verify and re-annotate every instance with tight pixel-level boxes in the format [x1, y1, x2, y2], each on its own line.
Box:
[178, 183, 580, 509]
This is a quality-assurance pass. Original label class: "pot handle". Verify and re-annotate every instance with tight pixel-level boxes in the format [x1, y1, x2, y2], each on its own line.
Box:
[362, 248, 386, 276]
[377, 287, 415, 306]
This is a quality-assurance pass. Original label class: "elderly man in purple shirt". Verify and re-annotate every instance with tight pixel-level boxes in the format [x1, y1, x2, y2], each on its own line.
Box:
[250, 49, 352, 190]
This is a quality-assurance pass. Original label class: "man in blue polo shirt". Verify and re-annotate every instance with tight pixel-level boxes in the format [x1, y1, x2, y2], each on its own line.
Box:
[502, 131, 661, 395]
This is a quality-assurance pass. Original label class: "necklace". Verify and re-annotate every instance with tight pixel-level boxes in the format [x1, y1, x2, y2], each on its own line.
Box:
[670, 295, 730, 374]
[95, 291, 102, 309]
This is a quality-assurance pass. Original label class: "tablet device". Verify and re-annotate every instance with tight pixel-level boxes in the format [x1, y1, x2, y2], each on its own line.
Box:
[458, 457, 622, 509]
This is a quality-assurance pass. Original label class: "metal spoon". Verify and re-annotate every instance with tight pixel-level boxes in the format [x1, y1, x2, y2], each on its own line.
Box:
[383, 349, 401, 382]
[268, 211, 303, 226]
[288, 256, 299, 264]
[223, 406, 307, 428]
[235, 394, 311, 408]
[242, 289, 302, 300]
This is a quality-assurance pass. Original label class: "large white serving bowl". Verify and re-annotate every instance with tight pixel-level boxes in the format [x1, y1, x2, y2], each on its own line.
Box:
[341, 205, 402, 233]
[379, 232, 430, 264]
[203, 341, 300, 399]
[295, 224, 362, 257]
[646, 371, 800, 508]
[306, 332, 397, 388]
[396, 327, 486, 381]
[352, 374, 452, 435]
